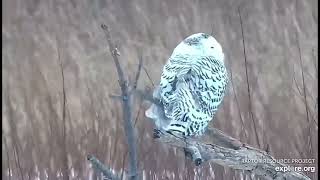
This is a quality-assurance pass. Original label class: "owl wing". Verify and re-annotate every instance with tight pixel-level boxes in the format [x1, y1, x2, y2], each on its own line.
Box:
[159, 55, 193, 117]
[191, 57, 229, 118]
[145, 55, 192, 129]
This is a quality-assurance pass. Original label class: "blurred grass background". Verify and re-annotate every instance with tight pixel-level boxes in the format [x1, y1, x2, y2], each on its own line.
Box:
[2, 0, 318, 179]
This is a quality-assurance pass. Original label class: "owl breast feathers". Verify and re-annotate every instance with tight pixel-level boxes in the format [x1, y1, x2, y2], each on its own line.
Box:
[146, 33, 228, 136]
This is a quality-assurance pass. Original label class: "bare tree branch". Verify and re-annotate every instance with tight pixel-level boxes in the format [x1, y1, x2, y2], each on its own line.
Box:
[87, 155, 120, 180]
[100, 24, 139, 180]
[156, 129, 311, 180]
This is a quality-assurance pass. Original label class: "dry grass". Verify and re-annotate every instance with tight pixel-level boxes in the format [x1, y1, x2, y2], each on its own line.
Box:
[2, 0, 318, 179]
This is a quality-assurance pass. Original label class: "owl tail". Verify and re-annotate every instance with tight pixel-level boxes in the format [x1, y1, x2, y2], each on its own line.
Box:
[145, 87, 160, 120]
[145, 104, 161, 119]
[146, 103, 171, 130]
[145, 86, 170, 128]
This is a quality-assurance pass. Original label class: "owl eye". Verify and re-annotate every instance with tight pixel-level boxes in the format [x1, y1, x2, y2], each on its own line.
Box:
[210, 47, 214, 49]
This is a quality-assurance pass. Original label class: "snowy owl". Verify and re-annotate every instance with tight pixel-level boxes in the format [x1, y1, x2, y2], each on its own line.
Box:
[146, 33, 228, 137]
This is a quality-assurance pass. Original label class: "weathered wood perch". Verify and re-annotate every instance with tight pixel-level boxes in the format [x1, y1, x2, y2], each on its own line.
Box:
[155, 129, 311, 180]
[87, 24, 311, 180]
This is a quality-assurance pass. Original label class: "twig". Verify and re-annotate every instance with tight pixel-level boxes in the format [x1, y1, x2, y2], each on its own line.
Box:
[292, 71, 318, 128]
[121, 151, 129, 180]
[210, 24, 214, 36]
[109, 94, 123, 100]
[238, 6, 261, 148]
[6, 86, 24, 180]
[110, 120, 120, 167]
[312, 48, 318, 76]
[142, 66, 155, 88]
[292, 67, 318, 133]
[56, 36, 70, 180]
[228, 62, 248, 139]
[87, 155, 120, 180]
[296, 34, 310, 124]
[132, 54, 143, 91]
[134, 101, 143, 127]
[296, 33, 314, 159]
[13, 141, 24, 180]
[3, 135, 12, 180]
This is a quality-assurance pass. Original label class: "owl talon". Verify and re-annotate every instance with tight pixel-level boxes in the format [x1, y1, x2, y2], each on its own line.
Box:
[153, 129, 161, 139]
[195, 158, 202, 166]
[185, 145, 202, 166]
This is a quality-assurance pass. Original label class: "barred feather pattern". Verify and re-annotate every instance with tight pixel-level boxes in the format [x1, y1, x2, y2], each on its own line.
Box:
[158, 54, 228, 136]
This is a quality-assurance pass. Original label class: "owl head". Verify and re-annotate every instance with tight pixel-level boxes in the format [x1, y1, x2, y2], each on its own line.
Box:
[172, 33, 224, 62]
